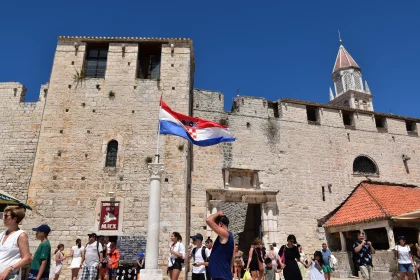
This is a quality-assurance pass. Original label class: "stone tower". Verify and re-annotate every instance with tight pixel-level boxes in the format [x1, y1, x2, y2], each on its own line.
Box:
[24, 36, 194, 272]
[329, 43, 374, 111]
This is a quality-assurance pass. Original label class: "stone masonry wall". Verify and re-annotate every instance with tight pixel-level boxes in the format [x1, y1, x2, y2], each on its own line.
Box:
[191, 90, 420, 255]
[24, 38, 193, 276]
[0, 83, 45, 201]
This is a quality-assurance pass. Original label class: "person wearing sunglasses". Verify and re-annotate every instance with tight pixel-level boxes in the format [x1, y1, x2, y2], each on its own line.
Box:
[0, 206, 31, 280]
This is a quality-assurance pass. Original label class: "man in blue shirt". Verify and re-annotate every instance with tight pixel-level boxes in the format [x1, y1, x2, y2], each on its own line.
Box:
[321, 243, 332, 280]
[206, 211, 234, 280]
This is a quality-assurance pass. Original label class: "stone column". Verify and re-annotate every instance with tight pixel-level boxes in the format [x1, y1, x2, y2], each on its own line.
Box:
[252, 173, 258, 189]
[386, 226, 396, 250]
[263, 202, 277, 246]
[141, 163, 164, 280]
[208, 200, 222, 240]
[349, 93, 355, 108]
[339, 232, 346, 252]
[417, 228, 420, 245]
[224, 170, 229, 187]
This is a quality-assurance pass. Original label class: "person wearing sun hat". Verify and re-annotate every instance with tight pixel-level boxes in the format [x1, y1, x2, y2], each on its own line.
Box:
[136, 252, 145, 279]
[27, 224, 51, 280]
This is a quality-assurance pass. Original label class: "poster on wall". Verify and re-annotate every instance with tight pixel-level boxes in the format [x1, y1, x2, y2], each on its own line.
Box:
[99, 201, 120, 230]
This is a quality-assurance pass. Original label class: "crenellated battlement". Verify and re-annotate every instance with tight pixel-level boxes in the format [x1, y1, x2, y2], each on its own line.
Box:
[0, 82, 47, 105]
[194, 89, 420, 137]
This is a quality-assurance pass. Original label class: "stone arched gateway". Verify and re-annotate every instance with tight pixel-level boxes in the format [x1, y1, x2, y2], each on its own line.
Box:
[206, 189, 279, 250]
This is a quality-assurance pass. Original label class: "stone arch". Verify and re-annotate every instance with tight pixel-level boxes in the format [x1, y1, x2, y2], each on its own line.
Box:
[353, 155, 379, 175]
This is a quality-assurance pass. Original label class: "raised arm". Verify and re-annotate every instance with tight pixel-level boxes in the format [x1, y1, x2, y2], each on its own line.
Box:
[354, 241, 365, 253]
[206, 211, 229, 242]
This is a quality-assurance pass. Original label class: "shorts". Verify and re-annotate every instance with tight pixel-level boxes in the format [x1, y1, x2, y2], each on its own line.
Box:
[234, 265, 243, 269]
[322, 264, 332, 273]
[27, 269, 49, 280]
[192, 273, 206, 280]
[399, 263, 413, 273]
[55, 264, 63, 274]
[359, 265, 373, 279]
[80, 266, 98, 280]
[106, 268, 118, 277]
[168, 261, 182, 271]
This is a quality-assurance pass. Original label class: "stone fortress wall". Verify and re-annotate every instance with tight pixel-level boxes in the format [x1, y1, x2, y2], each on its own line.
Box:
[191, 89, 420, 252]
[0, 83, 46, 201]
[1, 36, 420, 278]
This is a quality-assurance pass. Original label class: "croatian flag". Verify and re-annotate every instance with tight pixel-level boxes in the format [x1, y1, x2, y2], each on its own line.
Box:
[159, 100, 235, 147]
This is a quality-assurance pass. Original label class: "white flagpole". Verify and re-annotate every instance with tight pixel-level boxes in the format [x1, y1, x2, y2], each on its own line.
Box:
[155, 96, 163, 164]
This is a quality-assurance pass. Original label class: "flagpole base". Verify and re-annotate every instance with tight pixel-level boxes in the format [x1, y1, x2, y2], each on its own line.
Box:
[140, 269, 163, 280]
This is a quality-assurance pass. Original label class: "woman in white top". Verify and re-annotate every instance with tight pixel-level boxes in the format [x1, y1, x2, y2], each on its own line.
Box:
[53, 244, 67, 280]
[0, 206, 31, 280]
[168, 232, 185, 280]
[69, 238, 84, 280]
[394, 236, 414, 280]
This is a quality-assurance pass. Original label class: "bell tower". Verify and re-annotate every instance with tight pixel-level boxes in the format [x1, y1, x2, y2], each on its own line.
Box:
[329, 41, 374, 111]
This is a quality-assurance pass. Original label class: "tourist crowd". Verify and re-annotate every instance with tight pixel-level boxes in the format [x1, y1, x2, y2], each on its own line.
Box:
[1, 206, 420, 280]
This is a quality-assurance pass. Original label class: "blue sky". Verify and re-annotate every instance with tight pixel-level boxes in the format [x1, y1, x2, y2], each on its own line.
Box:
[1, 0, 419, 117]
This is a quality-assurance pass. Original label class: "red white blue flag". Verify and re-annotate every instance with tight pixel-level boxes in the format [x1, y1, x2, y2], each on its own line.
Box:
[159, 100, 235, 146]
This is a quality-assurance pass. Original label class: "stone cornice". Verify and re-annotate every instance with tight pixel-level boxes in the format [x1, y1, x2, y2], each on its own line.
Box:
[207, 189, 279, 196]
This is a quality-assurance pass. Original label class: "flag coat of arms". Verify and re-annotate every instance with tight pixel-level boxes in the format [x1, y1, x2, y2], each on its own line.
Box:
[159, 100, 235, 146]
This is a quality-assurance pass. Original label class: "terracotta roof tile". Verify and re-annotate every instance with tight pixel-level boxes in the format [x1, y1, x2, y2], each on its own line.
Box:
[325, 182, 420, 227]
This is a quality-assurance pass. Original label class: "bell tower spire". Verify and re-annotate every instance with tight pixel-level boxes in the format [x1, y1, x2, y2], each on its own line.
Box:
[328, 39, 374, 111]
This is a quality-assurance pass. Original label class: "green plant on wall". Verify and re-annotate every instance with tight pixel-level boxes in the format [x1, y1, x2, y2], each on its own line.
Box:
[219, 118, 229, 127]
[145, 156, 153, 164]
[109, 90, 116, 99]
[178, 143, 184, 151]
[73, 68, 86, 87]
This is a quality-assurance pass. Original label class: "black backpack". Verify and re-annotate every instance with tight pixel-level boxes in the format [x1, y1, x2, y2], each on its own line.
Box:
[192, 246, 210, 279]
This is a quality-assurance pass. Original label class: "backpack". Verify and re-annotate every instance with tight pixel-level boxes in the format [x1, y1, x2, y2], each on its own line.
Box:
[192, 246, 210, 279]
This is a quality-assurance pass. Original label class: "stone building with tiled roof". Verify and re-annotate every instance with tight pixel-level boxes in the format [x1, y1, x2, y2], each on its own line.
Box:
[0, 36, 420, 279]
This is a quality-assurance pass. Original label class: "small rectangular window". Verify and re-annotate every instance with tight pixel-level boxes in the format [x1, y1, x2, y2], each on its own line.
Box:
[137, 43, 162, 79]
[375, 116, 387, 129]
[84, 44, 109, 78]
[406, 120, 417, 133]
[343, 111, 354, 127]
[306, 106, 319, 123]
[267, 102, 279, 118]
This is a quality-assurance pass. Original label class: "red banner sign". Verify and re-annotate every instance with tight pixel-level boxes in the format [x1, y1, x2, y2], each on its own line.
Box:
[99, 202, 120, 230]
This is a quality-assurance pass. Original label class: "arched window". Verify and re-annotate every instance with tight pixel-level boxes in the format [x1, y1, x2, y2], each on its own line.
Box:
[353, 155, 378, 174]
[106, 140, 118, 167]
